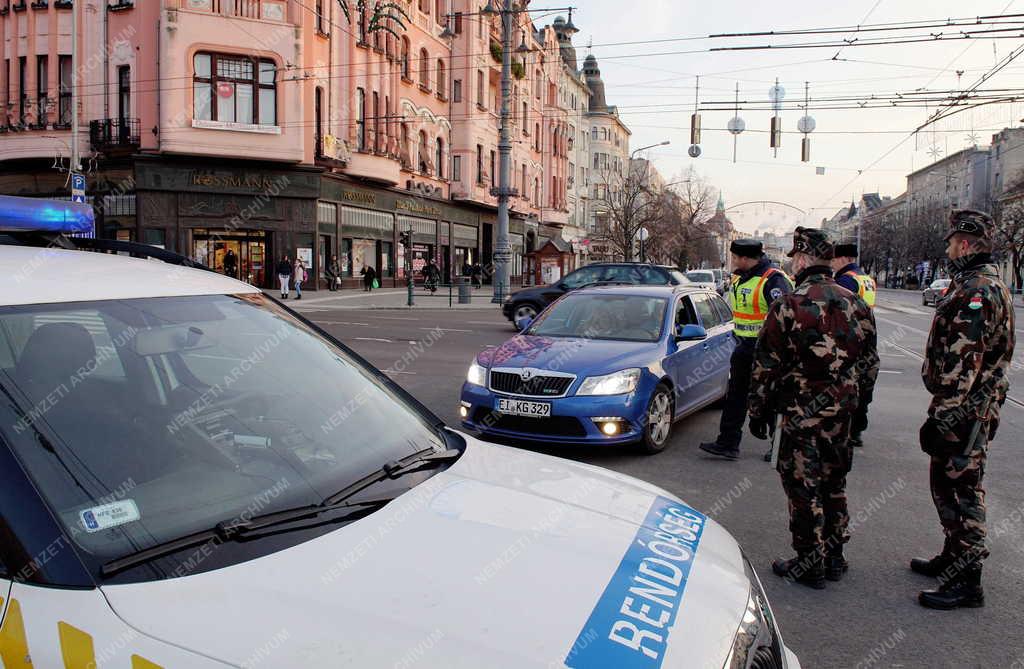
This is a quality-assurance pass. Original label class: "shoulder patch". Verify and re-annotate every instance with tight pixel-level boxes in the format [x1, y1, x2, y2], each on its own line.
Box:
[770, 287, 783, 301]
[968, 295, 984, 310]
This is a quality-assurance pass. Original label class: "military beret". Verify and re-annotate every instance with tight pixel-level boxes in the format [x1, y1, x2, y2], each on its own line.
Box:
[787, 226, 834, 259]
[730, 239, 763, 258]
[834, 243, 858, 258]
[945, 209, 994, 242]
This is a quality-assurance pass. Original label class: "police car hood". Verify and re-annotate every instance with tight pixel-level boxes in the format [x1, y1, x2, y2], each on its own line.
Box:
[100, 437, 752, 668]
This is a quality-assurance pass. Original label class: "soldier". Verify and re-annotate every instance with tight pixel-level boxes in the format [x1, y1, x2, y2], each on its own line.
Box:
[699, 239, 793, 460]
[748, 227, 879, 588]
[832, 243, 877, 449]
[914, 209, 1015, 610]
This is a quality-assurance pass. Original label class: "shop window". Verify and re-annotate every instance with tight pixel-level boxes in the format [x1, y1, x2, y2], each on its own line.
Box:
[453, 155, 461, 182]
[192, 52, 276, 126]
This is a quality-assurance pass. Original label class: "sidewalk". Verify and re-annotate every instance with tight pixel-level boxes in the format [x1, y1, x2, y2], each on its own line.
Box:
[264, 288, 504, 311]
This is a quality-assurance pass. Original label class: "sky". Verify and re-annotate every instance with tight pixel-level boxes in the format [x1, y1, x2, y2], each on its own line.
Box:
[550, 0, 1024, 234]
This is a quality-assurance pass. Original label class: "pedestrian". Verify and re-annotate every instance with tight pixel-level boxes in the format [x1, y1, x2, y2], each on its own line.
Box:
[326, 254, 341, 291]
[747, 227, 879, 589]
[361, 265, 376, 292]
[471, 262, 483, 289]
[223, 248, 237, 278]
[913, 209, 1015, 610]
[832, 242, 877, 449]
[277, 254, 292, 299]
[699, 239, 793, 460]
[293, 257, 306, 300]
[422, 259, 440, 293]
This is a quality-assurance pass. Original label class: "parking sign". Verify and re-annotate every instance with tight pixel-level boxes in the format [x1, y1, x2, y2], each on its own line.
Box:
[71, 173, 86, 203]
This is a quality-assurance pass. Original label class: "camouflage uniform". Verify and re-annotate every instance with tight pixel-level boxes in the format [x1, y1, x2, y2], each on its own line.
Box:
[921, 250, 1015, 563]
[748, 231, 879, 559]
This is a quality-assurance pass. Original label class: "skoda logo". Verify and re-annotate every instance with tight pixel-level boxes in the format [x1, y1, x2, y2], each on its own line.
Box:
[520, 368, 535, 381]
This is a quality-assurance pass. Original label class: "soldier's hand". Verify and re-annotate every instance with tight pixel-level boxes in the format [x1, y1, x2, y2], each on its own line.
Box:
[749, 416, 771, 440]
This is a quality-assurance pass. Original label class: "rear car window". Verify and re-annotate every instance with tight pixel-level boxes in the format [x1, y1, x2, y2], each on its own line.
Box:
[692, 294, 722, 329]
[711, 294, 733, 323]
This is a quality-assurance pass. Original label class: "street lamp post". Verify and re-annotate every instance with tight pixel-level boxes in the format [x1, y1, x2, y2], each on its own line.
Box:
[630, 140, 670, 160]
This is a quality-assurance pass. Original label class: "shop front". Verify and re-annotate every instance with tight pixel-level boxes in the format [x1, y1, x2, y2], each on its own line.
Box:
[134, 159, 321, 289]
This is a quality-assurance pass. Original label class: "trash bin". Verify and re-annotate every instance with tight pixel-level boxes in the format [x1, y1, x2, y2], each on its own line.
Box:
[457, 276, 472, 304]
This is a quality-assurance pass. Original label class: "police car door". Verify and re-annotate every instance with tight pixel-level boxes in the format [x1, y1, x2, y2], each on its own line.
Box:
[665, 295, 705, 416]
[690, 293, 730, 405]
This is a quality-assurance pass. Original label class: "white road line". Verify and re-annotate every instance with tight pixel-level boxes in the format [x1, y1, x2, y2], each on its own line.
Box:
[422, 327, 474, 333]
[384, 369, 417, 375]
[372, 316, 420, 321]
[880, 353, 906, 358]
[316, 321, 372, 326]
[353, 337, 394, 343]
[466, 321, 503, 325]
[875, 315, 931, 338]
[879, 370, 904, 374]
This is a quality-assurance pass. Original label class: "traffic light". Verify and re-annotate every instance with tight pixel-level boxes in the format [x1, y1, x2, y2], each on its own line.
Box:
[399, 230, 411, 247]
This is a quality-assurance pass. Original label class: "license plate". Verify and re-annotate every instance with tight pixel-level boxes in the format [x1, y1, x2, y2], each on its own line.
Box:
[496, 398, 551, 417]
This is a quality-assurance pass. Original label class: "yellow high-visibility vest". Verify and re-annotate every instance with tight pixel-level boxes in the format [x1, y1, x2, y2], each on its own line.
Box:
[843, 271, 877, 308]
[731, 268, 789, 338]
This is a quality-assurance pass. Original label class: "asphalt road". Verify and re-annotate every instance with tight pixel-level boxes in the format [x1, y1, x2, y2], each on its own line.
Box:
[296, 289, 1024, 669]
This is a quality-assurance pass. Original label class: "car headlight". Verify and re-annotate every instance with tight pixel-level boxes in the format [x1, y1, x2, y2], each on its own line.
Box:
[467, 361, 487, 387]
[725, 558, 788, 669]
[576, 368, 641, 396]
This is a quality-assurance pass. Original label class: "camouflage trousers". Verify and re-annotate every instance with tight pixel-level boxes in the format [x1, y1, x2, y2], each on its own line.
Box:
[777, 433, 854, 555]
[929, 431, 989, 561]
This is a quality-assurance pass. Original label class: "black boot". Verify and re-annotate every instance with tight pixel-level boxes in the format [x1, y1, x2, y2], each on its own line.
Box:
[699, 441, 739, 461]
[919, 565, 984, 610]
[826, 549, 849, 582]
[910, 538, 957, 578]
[772, 553, 826, 590]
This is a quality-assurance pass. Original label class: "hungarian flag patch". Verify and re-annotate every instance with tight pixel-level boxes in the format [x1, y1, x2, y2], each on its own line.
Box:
[968, 295, 984, 310]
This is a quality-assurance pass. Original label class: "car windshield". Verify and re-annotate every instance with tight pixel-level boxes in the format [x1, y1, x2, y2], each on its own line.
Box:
[0, 294, 444, 578]
[687, 271, 715, 283]
[528, 293, 667, 342]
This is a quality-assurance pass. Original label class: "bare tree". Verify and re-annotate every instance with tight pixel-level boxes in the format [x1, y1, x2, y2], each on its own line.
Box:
[993, 186, 1024, 292]
[592, 163, 665, 262]
[649, 170, 718, 269]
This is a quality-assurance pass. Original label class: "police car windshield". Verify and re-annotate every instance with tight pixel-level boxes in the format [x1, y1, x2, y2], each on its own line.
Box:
[528, 294, 667, 342]
[0, 294, 445, 580]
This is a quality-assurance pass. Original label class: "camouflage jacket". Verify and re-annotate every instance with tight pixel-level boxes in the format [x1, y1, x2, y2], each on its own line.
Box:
[923, 253, 1015, 432]
[748, 266, 880, 441]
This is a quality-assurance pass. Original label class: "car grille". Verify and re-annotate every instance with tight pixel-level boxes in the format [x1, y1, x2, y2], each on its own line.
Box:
[489, 371, 574, 397]
[471, 408, 587, 437]
[750, 647, 783, 669]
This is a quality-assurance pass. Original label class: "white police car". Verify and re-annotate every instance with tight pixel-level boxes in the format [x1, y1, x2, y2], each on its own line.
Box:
[0, 195, 799, 668]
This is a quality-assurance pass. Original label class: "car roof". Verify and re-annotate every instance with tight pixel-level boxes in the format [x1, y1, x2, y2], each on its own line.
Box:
[570, 284, 714, 298]
[0, 245, 260, 307]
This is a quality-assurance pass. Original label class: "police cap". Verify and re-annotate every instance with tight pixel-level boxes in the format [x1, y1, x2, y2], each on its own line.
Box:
[787, 226, 835, 259]
[834, 243, 858, 259]
[730, 239, 764, 259]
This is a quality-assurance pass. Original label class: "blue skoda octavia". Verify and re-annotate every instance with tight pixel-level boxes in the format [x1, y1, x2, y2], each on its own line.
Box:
[460, 285, 735, 453]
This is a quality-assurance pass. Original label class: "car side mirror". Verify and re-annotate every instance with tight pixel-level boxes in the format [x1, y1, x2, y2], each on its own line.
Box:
[556, 282, 568, 291]
[675, 324, 708, 341]
[516, 316, 534, 332]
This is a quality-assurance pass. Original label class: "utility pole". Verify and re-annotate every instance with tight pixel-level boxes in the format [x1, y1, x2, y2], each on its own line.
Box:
[70, 0, 81, 174]
[491, 0, 515, 304]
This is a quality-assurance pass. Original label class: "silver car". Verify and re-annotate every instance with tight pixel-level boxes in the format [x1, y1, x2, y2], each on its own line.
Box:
[922, 279, 951, 306]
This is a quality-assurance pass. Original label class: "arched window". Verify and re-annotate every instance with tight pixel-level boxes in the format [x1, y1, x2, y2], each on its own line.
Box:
[357, 3, 368, 42]
[535, 123, 540, 150]
[401, 38, 411, 79]
[436, 59, 446, 96]
[419, 49, 430, 89]
[401, 123, 411, 168]
[535, 70, 541, 99]
[418, 130, 430, 173]
[436, 137, 445, 179]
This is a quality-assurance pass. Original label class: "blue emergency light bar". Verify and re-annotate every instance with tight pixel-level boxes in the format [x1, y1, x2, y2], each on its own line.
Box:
[0, 194, 95, 235]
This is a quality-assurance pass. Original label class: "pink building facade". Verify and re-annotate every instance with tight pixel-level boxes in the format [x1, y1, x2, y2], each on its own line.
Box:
[0, 0, 591, 289]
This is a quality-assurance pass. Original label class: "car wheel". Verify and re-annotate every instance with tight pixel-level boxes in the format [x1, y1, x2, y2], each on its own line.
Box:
[512, 303, 539, 328]
[638, 385, 674, 455]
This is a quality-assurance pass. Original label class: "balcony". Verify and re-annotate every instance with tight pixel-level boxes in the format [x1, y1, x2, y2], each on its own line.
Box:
[171, 0, 287, 22]
[344, 150, 401, 186]
[89, 118, 141, 155]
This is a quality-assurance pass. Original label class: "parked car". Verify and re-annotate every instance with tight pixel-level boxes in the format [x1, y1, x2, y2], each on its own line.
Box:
[922, 278, 952, 306]
[465, 285, 734, 454]
[0, 198, 800, 669]
[686, 270, 718, 293]
[710, 268, 728, 294]
[502, 262, 688, 327]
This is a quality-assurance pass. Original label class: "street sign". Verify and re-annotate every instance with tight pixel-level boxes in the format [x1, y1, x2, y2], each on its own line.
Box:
[71, 173, 86, 204]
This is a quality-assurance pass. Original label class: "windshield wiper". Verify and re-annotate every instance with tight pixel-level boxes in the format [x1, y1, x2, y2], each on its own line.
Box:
[100, 448, 461, 578]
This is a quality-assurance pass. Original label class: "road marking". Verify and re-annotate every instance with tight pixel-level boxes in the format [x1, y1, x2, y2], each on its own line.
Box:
[422, 327, 474, 333]
[466, 320, 504, 325]
[316, 321, 372, 326]
[353, 337, 394, 343]
[372, 316, 420, 321]
[287, 290, 407, 305]
[879, 370, 903, 374]
[880, 353, 906, 358]
[876, 315, 931, 338]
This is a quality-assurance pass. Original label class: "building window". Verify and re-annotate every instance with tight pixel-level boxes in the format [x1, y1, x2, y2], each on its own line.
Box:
[521, 101, 527, 131]
[117, 65, 130, 120]
[534, 177, 539, 203]
[58, 55, 71, 127]
[522, 164, 527, 199]
[436, 59, 446, 96]
[192, 53, 276, 125]
[315, 0, 327, 33]
[418, 0, 429, 14]
[418, 130, 430, 173]
[454, 12, 463, 33]
[401, 38, 411, 79]
[355, 87, 366, 151]
[490, 150, 496, 186]
[453, 155, 462, 181]
[357, 3, 367, 42]
[535, 70, 541, 99]
[476, 144, 484, 184]
[314, 86, 324, 156]
[476, 70, 484, 106]
[436, 137, 444, 179]
[18, 56, 26, 126]
[419, 48, 430, 89]
[434, 0, 444, 24]
[453, 79, 462, 102]
[36, 55, 47, 127]
[372, 91, 380, 151]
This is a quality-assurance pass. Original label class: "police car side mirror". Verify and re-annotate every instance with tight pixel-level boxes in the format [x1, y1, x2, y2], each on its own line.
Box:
[675, 324, 708, 341]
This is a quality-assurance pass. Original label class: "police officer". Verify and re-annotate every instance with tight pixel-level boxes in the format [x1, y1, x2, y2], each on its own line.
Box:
[832, 243, 876, 448]
[914, 209, 1015, 610]
[699, 239, 793, 460]
[747, 228, 879, 588]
